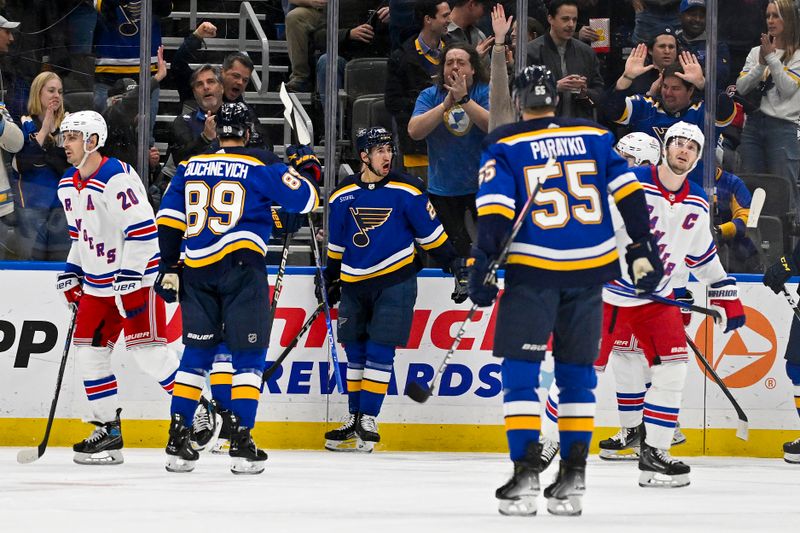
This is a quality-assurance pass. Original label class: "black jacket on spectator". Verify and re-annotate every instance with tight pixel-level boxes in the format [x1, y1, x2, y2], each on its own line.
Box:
[314, 0, 390, 60]
[526, 33, 605, 120]
[169, 108, 220, 167]
[170, 34, 272, 151]
[385, 36, 436, 157]
[102, 77, 161, 168]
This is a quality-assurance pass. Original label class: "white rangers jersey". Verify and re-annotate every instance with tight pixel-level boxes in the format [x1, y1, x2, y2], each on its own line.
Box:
[604, 164, 727, 307]
[57, 157, 159, 297]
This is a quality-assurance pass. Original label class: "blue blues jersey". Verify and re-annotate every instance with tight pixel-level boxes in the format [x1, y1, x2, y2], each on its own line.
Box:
[326, 170, 457, 291]
[713, 167, 752, 240]
[476, 117, 651, 287]
[94, 0, 163, 76]
[157, 147, 318, 271]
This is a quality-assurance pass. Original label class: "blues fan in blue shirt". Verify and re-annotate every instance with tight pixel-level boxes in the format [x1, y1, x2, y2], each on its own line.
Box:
[468, 66, 661, 517]
[320, 127, 469, 453]
[155, 102, 320, 475]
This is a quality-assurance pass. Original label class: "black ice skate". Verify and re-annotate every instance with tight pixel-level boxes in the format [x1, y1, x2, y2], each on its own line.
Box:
[190, 397, 222, 452]
[638, 442, 690, 488]
[166, 413, 199, 473]
[229, 420, 268, 475]
[496, 442, 542, 516]
[210, 401, 234, 455]
[544, 444, 587, 516]
[324, 412, 359, 452]
[73, 408, 124, 465]
[598, 426, 640, 460]
[783, 436, 800, 464]
[355, 414, 380, 453]
[540, 436, 560, 471]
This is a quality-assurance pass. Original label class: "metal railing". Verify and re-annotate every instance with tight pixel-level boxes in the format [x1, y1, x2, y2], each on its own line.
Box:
[238, 2, 271, 94]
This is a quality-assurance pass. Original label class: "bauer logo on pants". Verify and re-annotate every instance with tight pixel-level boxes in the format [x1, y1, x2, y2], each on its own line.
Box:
[692, 306, 777, 388]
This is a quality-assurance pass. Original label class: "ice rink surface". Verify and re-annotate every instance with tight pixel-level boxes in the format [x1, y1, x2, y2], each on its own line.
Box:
[1, 448, 797, 533]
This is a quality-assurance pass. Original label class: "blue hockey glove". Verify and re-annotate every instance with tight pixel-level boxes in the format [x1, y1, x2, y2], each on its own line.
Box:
[448, 257, 469, 304]
[271, 208, 304, 238]
[287, 144, 322, 184]
[467, 248, 498, 307]
[625, 235, 664, 294]
[314, 271, 341, 307]
[154, 264, 182, 304]
[763, 255, 799, 294]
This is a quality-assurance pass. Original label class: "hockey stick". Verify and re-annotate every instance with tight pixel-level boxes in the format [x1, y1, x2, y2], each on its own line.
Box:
[17, 306, 79, 464]
[685, 335, 749, 441]
[645, 293, 722, 321]
[781, 287, 800, 323]
[279, 82, 312, 146]
[406, 158, 557, 404]
[268, 209, 293, 327]
[263, 303, 324, 382]
[307, 214, 345, 393]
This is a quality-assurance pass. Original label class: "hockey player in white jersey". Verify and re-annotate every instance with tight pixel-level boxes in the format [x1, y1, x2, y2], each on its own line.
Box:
[55, 111, 180, 465]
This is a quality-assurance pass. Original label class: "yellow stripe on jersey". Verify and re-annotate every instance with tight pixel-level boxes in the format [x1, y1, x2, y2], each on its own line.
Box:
[361, 379, 389, 395]
[329, 184, 360, 203]
[340, 253, 416, 283]
[95, 64, 157, 74]
[232, 385, 261, 401]
[717, 106, 736, 127]
[558, 417, 594, 432]
[185, 240, 265, 268]
[612, 181, 643, 203]
[504, 415, 541, 431]
[418, 232, 448, 251]
[497, 125, 609, 145]
[386, 181, 423, 196]
[173, 384, 203, 402]
[507, 248, 619, 271]
[180, 152, 267, 168]
[156, 216, 188, 232]
[477, 204, 516, 219]
[327, 249, 344, 260]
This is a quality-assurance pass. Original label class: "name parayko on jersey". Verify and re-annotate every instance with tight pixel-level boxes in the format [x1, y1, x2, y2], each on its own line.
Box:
[528, 136, 588, 160]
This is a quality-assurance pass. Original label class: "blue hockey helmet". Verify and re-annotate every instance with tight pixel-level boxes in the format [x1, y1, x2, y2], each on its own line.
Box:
[355, 127, 394, 155]
[513, 65, 558, 111]
[215, 102, 251, 138]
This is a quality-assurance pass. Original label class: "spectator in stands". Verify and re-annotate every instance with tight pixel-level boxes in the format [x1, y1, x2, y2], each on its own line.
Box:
[626, 27, 679, 96]
[675, 0, 730, 91]
[720, 0, 769, 88]
[0, 14, 21, 260]
[713, 166, 760, 273]
[285, 0, 326, 93]
[408, 43, 489, 256]
[170, 22, 272, 150]
[445, 0, 494, 57]
[386, 0, 451, 178]
[0, 7, 42, 118]
[315, 0, 391, 103]
[526, 0, 604, 120]
[632, 0, 681, 45]
[12, 71, 70, 260]
[489, 3, 514, 130]
[169, 65, 224, 167]
[47, 1, 97, 93]
[736, 0, 800, 186]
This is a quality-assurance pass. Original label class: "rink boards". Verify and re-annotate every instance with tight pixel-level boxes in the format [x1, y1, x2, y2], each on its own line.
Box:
[0, 265, 797, 457]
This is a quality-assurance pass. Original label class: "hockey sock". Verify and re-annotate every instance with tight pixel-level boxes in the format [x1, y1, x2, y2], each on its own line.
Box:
[344, 341, 367, 414]
[614, 352, 651, 428]
[210, 346, 233, 411]
[76, 346, 118, 422]
[231, 349, 267, 428]
[501, 358, 541, 462]
[554, 361, 597, 461]
[130, 344, 179, 394]
[541, 381, 559, 442]
[172, 346, 216, 426]
[786, 361, 800, 419]
[360, 341, 395, 417]
[643, 362, 687, 449]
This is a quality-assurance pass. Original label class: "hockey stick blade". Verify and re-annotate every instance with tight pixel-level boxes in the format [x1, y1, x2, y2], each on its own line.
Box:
[405, 381, 433, 403]
[685, 335, 749, 440]
[747, 187, 766, 229]
[279, 83, 311, 146]
[16, 447, 43, 464]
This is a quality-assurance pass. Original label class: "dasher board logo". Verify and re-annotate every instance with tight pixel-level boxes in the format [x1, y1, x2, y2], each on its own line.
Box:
[692, 306, 776, 388]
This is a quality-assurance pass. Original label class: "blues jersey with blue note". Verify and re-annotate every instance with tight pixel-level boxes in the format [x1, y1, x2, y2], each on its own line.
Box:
[476, 117, 652, 287]
[156, 147, 318, 272]
[326, 170, 456, 292]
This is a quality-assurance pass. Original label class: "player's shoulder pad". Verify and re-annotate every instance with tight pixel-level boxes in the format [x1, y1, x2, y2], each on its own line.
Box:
[240, 147, 281, 166]
[386, 170, 425, 195]
[686, 179, 710, 203]
[329, 174, 359, 203]
[98, 157, 131, 183]
[629, 164, 654, 183]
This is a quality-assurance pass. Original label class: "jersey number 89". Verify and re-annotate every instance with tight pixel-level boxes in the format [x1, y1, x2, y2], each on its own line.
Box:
[185, 181, 246, 236]
[526, 160, 602, 229]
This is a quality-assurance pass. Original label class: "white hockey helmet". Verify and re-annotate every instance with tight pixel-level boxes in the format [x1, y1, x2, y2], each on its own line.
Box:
[662, 121, 704, 174]
[615, 132, 661, 166]
[60, 110, 108, 150]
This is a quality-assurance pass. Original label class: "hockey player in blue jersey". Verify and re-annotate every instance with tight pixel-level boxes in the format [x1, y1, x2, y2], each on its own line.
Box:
[155, 102, 319, 474]
[320, 127, 469, 453]
[468, 65, 662, 517]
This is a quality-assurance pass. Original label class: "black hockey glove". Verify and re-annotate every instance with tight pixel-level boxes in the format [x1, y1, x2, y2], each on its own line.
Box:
[673, 287, 694, 327]
[271, 208, 304, 238]
[763, 255, 800, 294]
[154, 264, 182, 304]
[287, 144, 322, 184]
[625, 235, 664, 294]
[467, 248, 498, 307]
[448, 257, 469, 304]
[314, 271, 341, 307]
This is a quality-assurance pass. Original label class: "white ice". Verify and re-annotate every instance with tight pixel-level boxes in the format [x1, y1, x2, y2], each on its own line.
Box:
[1, 448, 797, 533]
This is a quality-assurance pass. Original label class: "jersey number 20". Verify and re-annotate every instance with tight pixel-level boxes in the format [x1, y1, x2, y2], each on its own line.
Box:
[185, 181, 246, 236]
[526, 160, 602, 229]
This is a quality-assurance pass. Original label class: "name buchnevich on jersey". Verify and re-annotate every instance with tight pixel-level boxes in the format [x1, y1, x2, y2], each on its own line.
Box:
[184, 160, 250, 179]
[528, 137, 587, 160]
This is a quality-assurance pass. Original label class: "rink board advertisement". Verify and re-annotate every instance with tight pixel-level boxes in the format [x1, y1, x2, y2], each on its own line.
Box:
[0, 266, 797, 456]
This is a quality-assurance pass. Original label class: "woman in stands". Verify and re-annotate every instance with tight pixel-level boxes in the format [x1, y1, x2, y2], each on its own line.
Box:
[12, 71, 71, 261]
[736, 0, 800, 186]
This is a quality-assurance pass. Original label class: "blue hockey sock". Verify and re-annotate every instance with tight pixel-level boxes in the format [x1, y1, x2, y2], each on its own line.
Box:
[172, 346, 216, 426]
[231, 349, 267, 428]
[555, 362, 597, 461]
[344, 341, 367, 414]
[210, 347, 233, 411]
[501, 358, 541, 462]
[359, 341, 395, 417]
